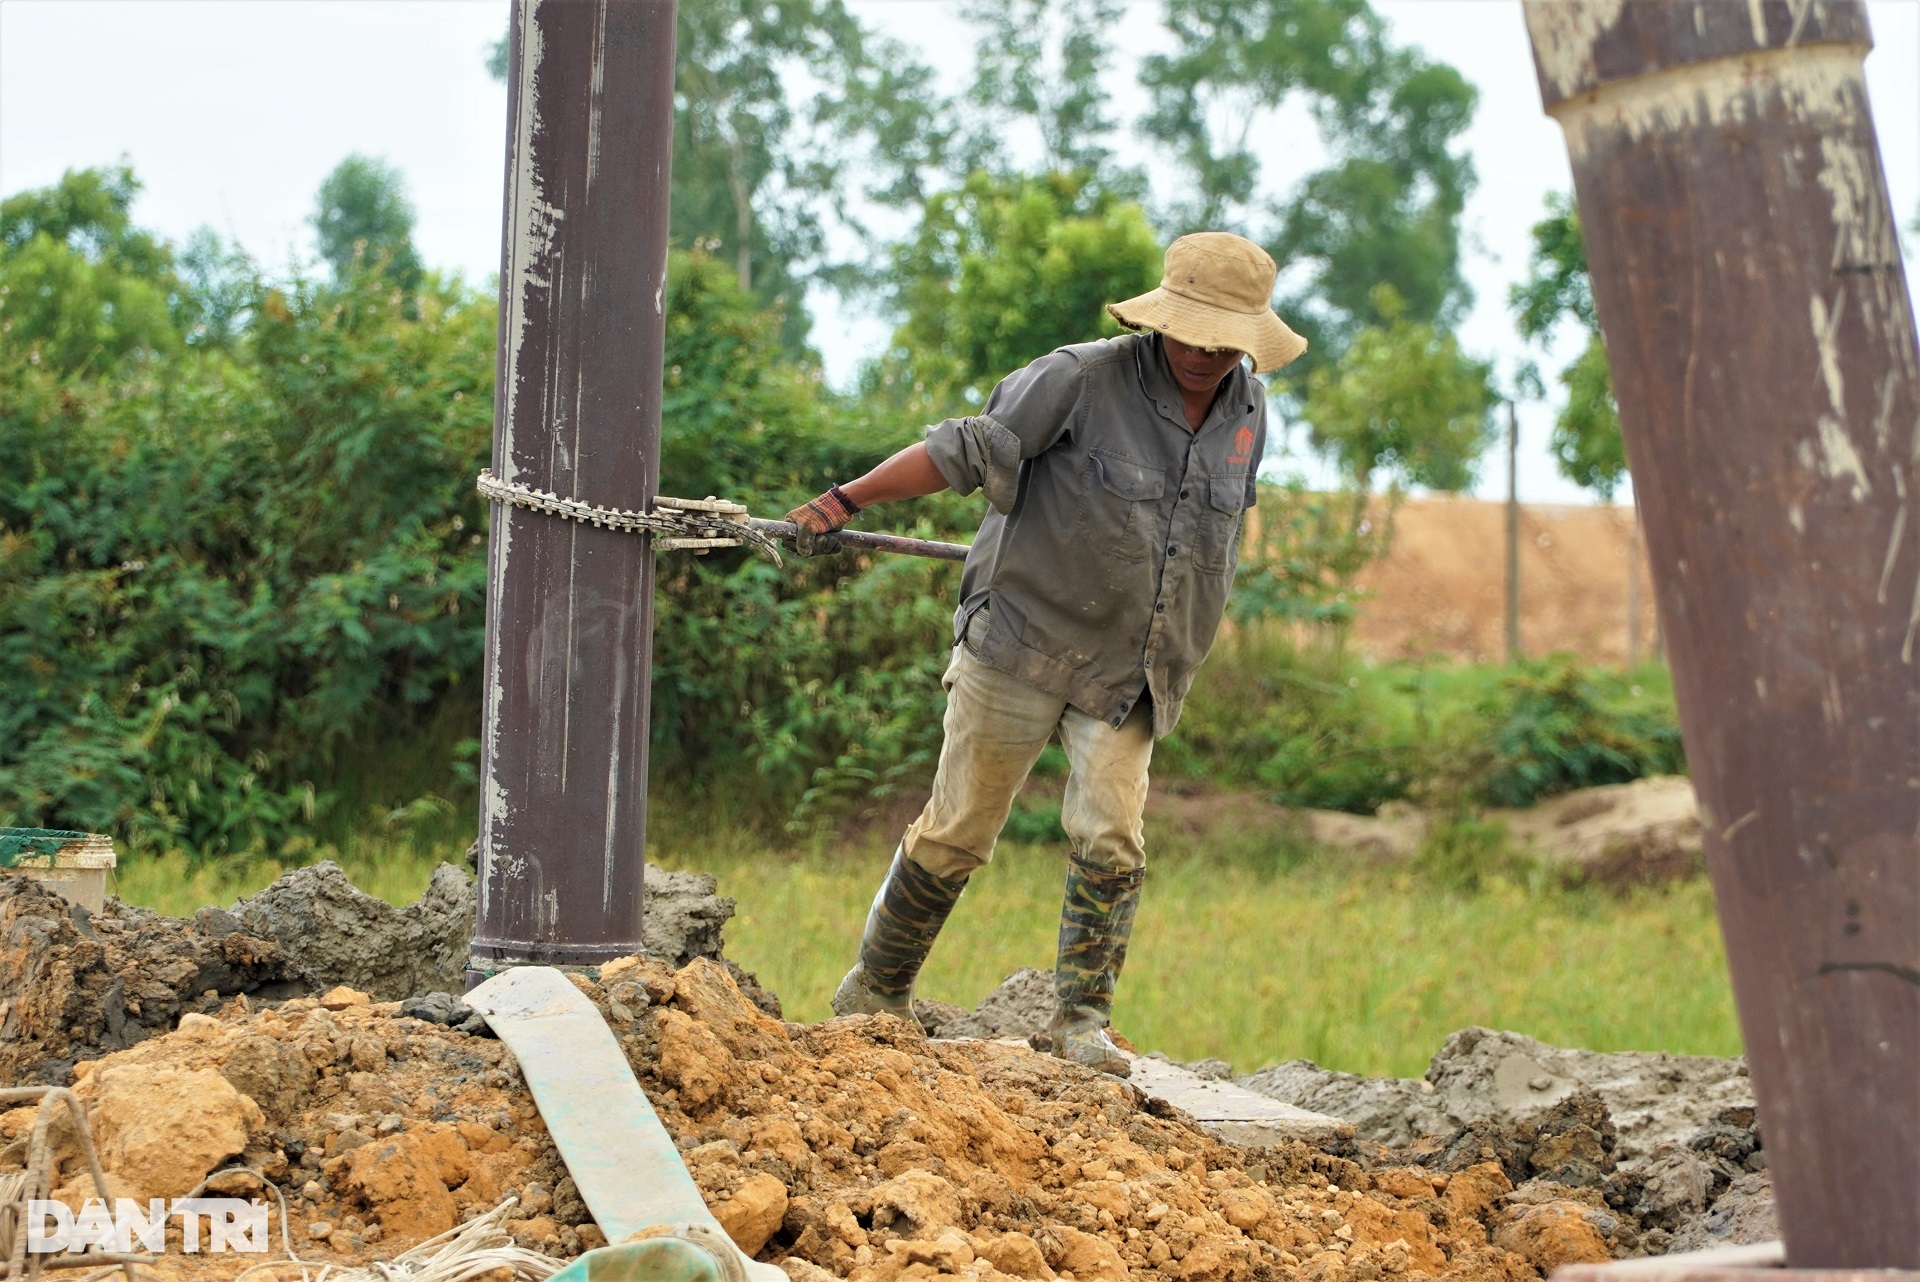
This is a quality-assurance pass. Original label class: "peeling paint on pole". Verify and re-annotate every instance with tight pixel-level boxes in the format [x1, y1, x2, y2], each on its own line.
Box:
[474, 0, 678, 972]
[1524, 0, 1919, 1266]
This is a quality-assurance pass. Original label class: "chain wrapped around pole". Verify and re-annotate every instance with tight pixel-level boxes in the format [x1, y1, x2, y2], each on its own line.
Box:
[474, 469, 785, 566]
[476, 470, 972, 564]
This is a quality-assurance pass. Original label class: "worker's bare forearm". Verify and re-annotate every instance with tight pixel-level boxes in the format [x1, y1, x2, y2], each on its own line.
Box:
[840, 442, 950, 509]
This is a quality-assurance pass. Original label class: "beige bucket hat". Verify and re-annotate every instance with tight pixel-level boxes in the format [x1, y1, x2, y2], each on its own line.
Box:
[1108, 232, 1307, 374]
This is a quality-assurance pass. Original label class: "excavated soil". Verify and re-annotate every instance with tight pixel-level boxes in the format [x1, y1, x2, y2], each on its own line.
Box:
[1241, 1027, 1754, 1162]
[0, 863, 776, 1085]
[2, 864, 1772, 1278]
[1236, 1028, 1771, 1253]
[0, 876, 308, 1085]
[5, 955, 1620, 1282]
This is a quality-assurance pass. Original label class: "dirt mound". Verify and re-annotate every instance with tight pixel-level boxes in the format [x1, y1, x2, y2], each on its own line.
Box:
[4, 957, 1620, 1281]
[1491, 779, 1701, 886]
[232, 862, 475, 1000]
[1239, 1029, 1770, 1255]
[1287, 779, 1703, 889]
[1243, 1027, 1752, 1163]
[926, 968, 1056, 1041]
[0, 876, 306, 1086]
[1, 860, 774, 1087]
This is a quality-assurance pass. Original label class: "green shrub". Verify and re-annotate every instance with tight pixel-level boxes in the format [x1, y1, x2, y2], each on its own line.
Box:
[1412, 814, 1530, 893]
[1470, 660, 1685, 808]
[0, 168, 973, 851]
[3, 166, 1685, 861]
[0, 262, 496, 853]
[1163, 631, 1415, 815]
[1226, 483, 1386, 629]
[1002, 798, 1068, 845]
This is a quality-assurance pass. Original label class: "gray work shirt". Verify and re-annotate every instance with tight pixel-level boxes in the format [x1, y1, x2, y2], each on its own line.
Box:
[924, 332, 1267, 737]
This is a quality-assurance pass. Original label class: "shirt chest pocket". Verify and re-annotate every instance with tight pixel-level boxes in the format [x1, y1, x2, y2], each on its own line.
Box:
[1194, 474, 1250, 573]
[1083, 450, 1167, 564]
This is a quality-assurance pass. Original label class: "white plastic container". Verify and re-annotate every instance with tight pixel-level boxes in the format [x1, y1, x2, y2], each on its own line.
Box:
[0, 829, 117, 912]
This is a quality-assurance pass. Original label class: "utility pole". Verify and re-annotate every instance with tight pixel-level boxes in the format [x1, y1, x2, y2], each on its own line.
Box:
[472, 0, 679, 978]
[1625, 504, 1640, 669]
[1524, 0, 1918, 1266]
[1504, 399, 1521, 665]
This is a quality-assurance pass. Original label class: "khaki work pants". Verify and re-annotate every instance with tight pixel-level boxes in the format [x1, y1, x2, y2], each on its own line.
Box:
[901, 616, 1155, 881]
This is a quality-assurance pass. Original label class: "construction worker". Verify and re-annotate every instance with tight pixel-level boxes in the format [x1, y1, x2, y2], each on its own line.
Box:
[788, 232, 1306, 1075]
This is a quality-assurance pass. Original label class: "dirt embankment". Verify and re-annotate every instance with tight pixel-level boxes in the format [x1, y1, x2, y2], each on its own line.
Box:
[3, 866, 1771, 1280]
[1347, 497, 1656, 666]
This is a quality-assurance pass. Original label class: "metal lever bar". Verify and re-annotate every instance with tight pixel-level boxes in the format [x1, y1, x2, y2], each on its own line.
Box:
[746, 518, 969, 563]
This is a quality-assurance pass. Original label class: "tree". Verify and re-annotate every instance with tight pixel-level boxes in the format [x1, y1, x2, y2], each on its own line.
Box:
[0, 166, 182, 377]
[311, 155, 424, 290]
[1301, 284, 1494, 491]
[1141, 0, 1477, 364]
[1510, 192, 1625, 499]
[175, 228, 258, 351]
[874, 171, 1162, 405]
[1270, 47, 1476, 356]
[953, 0, 1138, 195]
[1, 168, 497, 851]
[487, 3, 950, 354]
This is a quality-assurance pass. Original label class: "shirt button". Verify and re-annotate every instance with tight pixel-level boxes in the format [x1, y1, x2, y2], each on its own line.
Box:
[1144, 658, 1153, 668]
[1167, 545, 1179, 556]
[1111, 717, 1123, 728]
[1155, 602, 1166, 613]
[1180, 489, 1189, 499]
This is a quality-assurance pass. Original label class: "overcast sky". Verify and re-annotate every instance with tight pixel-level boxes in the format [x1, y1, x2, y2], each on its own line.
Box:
[3, 0, 1916, 506]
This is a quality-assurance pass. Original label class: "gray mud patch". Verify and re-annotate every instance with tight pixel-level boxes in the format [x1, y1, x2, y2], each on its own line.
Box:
[640, 864, 736, 967]
[1241, 1025, 1754, 1162]
[232, 861, 475, 999]
[1233, 1026, 1770, 1255]
[2, 857, 776, 1082]
[0, 875, 304, 1083]
[924, 966, 1054, 1040]
[231, 858, 779, 1013]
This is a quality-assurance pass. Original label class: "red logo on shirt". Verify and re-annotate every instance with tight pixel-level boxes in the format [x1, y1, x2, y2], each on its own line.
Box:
[1231, 426, 1254, 462]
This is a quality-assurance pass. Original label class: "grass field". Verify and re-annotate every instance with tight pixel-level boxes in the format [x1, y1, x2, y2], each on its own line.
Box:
[112, 791, 1742, 1081]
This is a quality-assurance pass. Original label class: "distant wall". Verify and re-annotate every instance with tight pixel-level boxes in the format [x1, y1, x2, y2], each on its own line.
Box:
[1347, 496, 1658, 666]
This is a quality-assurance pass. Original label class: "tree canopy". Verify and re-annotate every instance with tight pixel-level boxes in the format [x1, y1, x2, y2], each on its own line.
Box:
[1142, 0, 1478, 364]
[0, 166, 183, 377]
[873, 171, 1162, 405]
[312, 154, 424, 291]
[1510, 192, 1625, 500]
[490, 0, 950, 354]
[1301, 284, 1494, 490]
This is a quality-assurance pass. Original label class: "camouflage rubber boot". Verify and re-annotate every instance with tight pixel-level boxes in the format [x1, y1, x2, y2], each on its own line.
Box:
[831, 847, 967, 1030]
[1042, 853, 1144, 1077]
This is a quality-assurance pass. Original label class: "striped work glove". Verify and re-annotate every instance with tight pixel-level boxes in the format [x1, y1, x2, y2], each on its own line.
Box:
[784, 485, 860, 556]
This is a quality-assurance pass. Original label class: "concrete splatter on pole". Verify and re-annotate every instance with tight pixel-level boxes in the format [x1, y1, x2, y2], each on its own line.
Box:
[472, 0, 678, 976]
[1523, 0, 1918, 1265]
